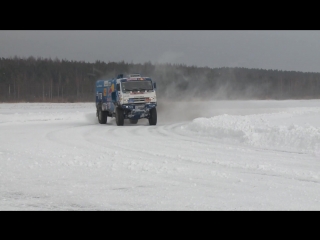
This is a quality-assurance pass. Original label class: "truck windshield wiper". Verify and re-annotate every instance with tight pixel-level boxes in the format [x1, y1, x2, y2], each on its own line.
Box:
[130, 88, 145, 92]
[126, 88, 149, 92]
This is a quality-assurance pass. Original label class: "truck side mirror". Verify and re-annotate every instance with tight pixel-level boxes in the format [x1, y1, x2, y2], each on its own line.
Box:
[153, 82, 156, 89]
[116, 83, 120, 91]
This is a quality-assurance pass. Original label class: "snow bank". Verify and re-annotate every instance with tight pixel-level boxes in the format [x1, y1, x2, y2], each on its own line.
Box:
[182, 107, 320, 154]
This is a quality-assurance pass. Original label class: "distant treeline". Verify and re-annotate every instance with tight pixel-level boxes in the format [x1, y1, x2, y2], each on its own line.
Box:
[1, 56, 320, 102]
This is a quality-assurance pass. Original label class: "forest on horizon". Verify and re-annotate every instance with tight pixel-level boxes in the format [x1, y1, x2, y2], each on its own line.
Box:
[1, 56, 320, 103]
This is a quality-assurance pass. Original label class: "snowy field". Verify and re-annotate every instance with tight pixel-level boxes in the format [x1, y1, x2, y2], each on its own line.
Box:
[1, 100, 320, 210]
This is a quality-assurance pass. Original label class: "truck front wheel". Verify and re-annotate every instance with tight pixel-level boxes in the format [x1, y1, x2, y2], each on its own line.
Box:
[148, 108, 157, 125]
[116, 107, 124, 126]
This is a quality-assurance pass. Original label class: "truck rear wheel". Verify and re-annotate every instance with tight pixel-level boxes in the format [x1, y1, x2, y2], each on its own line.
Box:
[148, 108, 157, 125]
[98, 109, 107, 124]
[116, 107, 124, 126]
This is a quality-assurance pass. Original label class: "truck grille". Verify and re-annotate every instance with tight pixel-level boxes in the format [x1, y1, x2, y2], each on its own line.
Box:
[131, 97, 146, 103]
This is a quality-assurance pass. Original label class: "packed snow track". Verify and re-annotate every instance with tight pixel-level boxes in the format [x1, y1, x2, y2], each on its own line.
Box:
[1, 100, 320, 210]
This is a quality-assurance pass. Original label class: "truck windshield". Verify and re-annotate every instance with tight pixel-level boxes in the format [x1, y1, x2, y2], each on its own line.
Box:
[121, 80, 153, 92]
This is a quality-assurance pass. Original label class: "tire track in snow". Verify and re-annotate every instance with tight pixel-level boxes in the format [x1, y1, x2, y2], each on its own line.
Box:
[43, 115, 320, 185]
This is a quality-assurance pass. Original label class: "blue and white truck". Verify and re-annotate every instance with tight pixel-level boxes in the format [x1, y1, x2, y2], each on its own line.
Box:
[95, 73, 157, 126]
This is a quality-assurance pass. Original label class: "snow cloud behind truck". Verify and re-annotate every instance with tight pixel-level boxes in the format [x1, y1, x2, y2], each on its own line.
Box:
[95, 73, 157, 126]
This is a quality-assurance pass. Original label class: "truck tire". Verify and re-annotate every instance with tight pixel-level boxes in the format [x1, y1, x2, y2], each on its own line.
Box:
[116, 107, 124, 126]
[98, 108, 107, 124]
[148, 108, 157, 125]
[130, 119, 138, 124]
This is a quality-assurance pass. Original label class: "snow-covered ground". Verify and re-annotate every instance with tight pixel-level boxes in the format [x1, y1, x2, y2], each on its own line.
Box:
[1, 100, 320, 210]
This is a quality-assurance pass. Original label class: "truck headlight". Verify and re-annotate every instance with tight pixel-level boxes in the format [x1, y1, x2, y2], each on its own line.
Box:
[121, 97, 129, 103]
[146, 97, 156, 102]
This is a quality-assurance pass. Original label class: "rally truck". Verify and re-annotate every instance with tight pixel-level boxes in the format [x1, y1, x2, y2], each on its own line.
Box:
[95, 73, 157, 126]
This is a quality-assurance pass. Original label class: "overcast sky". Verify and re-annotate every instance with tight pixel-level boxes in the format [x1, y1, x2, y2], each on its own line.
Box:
[1, 30, 320, 73]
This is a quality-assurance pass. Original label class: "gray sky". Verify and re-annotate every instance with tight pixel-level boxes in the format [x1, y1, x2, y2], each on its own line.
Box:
[1, 30, 320, 73]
